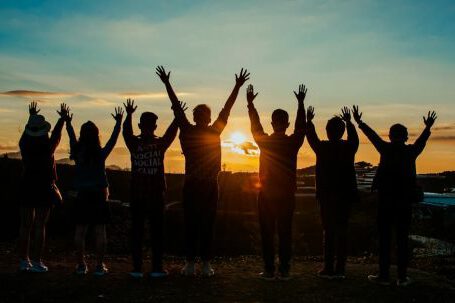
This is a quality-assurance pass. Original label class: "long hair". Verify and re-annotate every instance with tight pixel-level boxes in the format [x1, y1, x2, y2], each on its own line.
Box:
[71, 121, 102, 164]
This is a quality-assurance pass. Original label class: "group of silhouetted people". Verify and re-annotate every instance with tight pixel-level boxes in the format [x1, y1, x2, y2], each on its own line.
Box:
[17, 66, 437, 286]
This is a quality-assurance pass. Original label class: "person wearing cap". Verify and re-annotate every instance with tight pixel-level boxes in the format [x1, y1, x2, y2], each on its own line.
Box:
[247, 84, 307, 281]
[66, 106, 124, 276]
[18, 101, 70, 273]
[122, 98, 179, 279]
[156, 66, 249, 277]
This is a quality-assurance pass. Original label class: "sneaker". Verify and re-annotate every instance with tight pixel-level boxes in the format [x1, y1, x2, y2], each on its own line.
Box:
[181, 261, 195, 276]
[19, 259, 32, 272]
[30, 260, 48, 273]
[75, 263, 88, 275]
[367, 274, 390, 286]
[201, 262, 215, 277]
[397, 276, 413, 287]
[317, 269, 335, 280]
[129, 271, 144, 279]
[333, 271, 346, 280]
[93, 263, 109, 276]
[277, 271, 292, 281]
[150, 270, 169, 278]
[259, 271, 275, 281]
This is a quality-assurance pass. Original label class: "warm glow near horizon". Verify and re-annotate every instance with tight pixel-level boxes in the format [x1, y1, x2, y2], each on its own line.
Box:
[0, 1, 454, 173]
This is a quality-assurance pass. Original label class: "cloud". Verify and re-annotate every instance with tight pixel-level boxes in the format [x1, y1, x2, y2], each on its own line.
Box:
[432, 124, 455, 131]
[0, 144, 17, 150]
[430, 135, 455, 142]
[0, 90, 74, 97]
[118, 92, 194, 99]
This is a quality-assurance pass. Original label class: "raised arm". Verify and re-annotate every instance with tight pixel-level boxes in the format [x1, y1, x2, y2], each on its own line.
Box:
[305, 106, 321, 152]
[102, 107, 123, 159]
[156, 65, 190, 129]
[246, 84, 267, 142]
[212, 68, 250, 133]
[353, 105, 386, 153]
[340, 106, 359, 152]
[64, 110, 77, 150]
[122, 98, 138, 151]
[412, 111, 436, 156]
[161, 118, 179, 151]
[292, 84, 307, 143]
[51, 103, 70, 154]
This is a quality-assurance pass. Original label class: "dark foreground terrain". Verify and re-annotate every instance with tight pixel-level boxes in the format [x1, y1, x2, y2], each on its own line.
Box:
[1, 250, 454, 303]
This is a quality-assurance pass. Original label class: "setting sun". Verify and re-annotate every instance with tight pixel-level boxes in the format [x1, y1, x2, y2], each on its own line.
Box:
[230, 132, 247, 145]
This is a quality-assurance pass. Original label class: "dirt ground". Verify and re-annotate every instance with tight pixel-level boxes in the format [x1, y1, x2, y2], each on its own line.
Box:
[1, 249, 454, 303]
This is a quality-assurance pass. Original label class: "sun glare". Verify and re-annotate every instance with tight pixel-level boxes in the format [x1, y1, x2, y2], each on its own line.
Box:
[230, 132, 247, 145]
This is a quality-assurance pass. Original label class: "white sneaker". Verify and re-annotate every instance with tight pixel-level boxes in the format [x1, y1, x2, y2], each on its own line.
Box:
[150, 270, 169, 278]
[181, 261, 195, 276]
[75, 263, 88, 275]
[93, 263, 109, 276]
[201, 262, 215, 277]
[129, 271, 144, 279]
[397, 276, 413, 287]
[30, 260, 48, 273]
[19, 259, 32, 272]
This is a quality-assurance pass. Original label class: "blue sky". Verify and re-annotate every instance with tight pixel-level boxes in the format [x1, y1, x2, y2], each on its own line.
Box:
[1, 0, 454, 172]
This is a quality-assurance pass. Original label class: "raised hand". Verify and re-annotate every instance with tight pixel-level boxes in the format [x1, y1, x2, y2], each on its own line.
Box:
[339, 106, 351, 122]
[423, 111, 437, 128]
[307, 106, 315, 122]
[179, 101, 188, 112]
[294, 84, 308, 103]
[246, 84, 258, 105]
[235, 68, 250, 87]
[352, 105, 363, 124]
[156, 65, 171, 84]
[57, 103, 71, 121]
[29, 101, 40, 115]
[123, 98, 137, 115]
[111, 106, 124, 122]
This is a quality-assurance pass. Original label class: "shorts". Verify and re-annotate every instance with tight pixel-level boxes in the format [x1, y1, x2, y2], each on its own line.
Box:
[74, 188, 110, 225]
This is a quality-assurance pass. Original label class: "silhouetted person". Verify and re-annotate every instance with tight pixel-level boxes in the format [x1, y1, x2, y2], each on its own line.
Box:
[156, 65, 249, 276]
[247, 84, 306, 280]
[352, 106, 437, 286]
[122, 99, 180, 279]
[306, 106, 359, 279]
[18, 102, 69, 273]
[66, 107, 123, 276]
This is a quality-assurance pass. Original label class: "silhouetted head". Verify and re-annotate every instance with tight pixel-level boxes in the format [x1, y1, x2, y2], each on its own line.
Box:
[193, 104, 211, 126]
[389, 123, 408, 143]
[326, 116, 345, 141]
[80, 121, 100, 146]
[72, 121, 102, 161]
[139, 112, 158, 135]
[271, 109, 290, 133]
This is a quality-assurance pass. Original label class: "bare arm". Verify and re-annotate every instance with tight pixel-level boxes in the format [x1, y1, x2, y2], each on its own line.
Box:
[412, 111, 437, 156]
[353, 105, 386, 153]
[102, 107, 123, 159]
[122, 99, 138, 151]
[51, 103, 71, 154]
[305, 106, 321, 153]
[212, 68, 250, 133]
[156, 66, 191, 129]
[246, 84, 267, 143]
[161, 119, 179, 150]
[340, 106, 359, 152]
[293, 84, 307, 144]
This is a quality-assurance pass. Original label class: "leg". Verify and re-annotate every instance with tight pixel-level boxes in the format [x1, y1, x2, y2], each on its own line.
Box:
[149, 193, 165, 272]
[32, 208, 50, 262]
[396, 206, 412, 280]
[200, 183, 218, 262]
[94, 225, 107, 266]
[320, 200, 335, 273]
[18, 208, 35, 261]
[74, 224, 89, 265]
[258, 191, 276, 273]
[131, 206, 145, 272]
[183, 183, 198, 262]
[378, 205, 392, 279]
[335, 202, 351, 274]
[277, 194, 295, 274]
